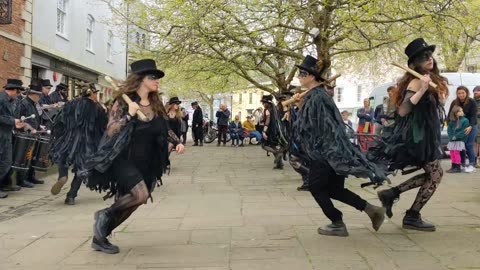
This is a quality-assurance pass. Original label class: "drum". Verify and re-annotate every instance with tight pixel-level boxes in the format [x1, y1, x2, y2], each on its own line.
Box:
[31, 136, 51, 171]
[11, 133, 37, 171]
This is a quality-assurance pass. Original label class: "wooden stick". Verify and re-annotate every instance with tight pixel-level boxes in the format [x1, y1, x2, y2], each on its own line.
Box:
[281, 74, 341, 107]
[391, 63, 438, 89]
[104, 76, 148, 121]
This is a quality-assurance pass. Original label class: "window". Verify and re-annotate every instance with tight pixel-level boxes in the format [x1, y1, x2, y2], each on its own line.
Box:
[357, 85, 362, 102]
[56, 0, 67, 35]
[336, 87, 343, 103]
[107, 31, 113, 61]
[238, 93, 242, 104]
[86, 15, 94, 51]
[249, 93, 253, 104]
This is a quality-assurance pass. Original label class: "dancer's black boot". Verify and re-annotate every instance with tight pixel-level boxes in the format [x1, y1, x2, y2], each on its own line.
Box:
[377, 187, 400, 218]
[402, 210, 436, 232]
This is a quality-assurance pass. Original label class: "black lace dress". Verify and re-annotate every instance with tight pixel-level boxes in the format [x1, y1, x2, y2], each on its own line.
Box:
[79, 95, 180, 198]
[367, 89, 443, 172]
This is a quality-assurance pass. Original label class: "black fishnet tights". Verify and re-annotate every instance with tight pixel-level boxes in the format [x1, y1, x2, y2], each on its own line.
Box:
[106, 181, 149, 233]
[396, 160, 443, 212]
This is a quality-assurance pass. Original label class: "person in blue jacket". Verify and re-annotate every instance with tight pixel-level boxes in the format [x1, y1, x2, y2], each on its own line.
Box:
[446, 105, 469, 173]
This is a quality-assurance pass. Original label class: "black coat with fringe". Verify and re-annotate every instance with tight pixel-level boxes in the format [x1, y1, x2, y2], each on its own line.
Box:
[293, 86, 387, 185]
[49, 97, 107, 171]
[366, 89, 443, 172]
[77, 96, 170, 197]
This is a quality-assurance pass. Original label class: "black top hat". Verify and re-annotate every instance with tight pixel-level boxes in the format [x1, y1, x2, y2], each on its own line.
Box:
[78, 82, 99, 96]
[168, 96, 182, 104]
[260, 95, 273, 103]
[3, 79, 24, 90]
[27, 84, 42, 95]
[405, 38, 436, 64]
[41, 79, 53, 87]
[296, 55, 329, 81]
[130, 59, 165, 78]
[56, 83, 68, 90]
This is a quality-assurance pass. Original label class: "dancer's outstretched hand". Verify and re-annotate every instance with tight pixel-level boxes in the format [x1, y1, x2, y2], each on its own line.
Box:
[176, 144, 185, 154]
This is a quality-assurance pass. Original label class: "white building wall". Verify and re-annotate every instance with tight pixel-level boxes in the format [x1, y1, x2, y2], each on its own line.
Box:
[32, 0, 126, 80]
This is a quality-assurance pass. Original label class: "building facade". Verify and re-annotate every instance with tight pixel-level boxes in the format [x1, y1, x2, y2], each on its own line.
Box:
[0, 0, 32, 87]
[31, 0, 126, 101]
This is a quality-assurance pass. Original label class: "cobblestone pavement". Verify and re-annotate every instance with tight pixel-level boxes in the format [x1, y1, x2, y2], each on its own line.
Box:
[0, 143, 479, 270]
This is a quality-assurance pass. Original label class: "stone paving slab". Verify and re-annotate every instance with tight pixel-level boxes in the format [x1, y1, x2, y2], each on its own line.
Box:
[0, 143, 478, 269]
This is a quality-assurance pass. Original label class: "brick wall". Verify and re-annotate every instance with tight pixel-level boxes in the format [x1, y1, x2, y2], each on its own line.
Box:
[0, 0, 30, 88]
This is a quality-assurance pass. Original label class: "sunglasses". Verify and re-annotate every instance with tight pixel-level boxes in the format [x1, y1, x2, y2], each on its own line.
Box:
[146, 74, 160, 80]
[420, 51, 433, 62]
[298, 71, 309, 78]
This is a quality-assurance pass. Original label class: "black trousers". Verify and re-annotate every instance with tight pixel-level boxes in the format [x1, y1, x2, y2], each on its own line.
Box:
[66, 174, 82, 199]
[193, 126, 203, 143]
[308, 161, 366, 222]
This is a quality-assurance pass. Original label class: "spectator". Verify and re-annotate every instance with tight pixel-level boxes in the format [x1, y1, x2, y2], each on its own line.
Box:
[357, 98, 374, 134]
[191, 101, 204, 146]
[242, 115, 262, 144]
[253, 107, 264, 133]
[374, 100, 384, 135]
[446, 105, 469, 173]
[448, 86, 477, 172]
[473, 86, 480, 168]
[341, 110, 353, 128]
[229, 115, 243, 147]
[180, 107, 189, 144]
[215, 104, 230, 146]
[380, 86, 397, 138]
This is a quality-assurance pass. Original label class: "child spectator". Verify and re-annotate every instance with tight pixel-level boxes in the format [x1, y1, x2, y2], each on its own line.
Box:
[447, 105, 469, 173]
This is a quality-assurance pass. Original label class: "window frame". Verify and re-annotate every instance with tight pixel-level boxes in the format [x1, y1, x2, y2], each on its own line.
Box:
[56, 0, 68, 37]
[86, 14, 95, 52]
[107, 30, 113, 62]
[336, 87, 343, 103]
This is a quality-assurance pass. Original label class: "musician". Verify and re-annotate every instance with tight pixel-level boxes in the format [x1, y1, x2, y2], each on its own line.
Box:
[39, 79, 53, 106]
[49, 82, 107, 205]
[260, 95, 288, 169]
[14, 84, 45, 187]
[77, 59, 184, 254]
[293, 55, 386, 237]
[49, 83, 69, 103]
[0, 79, 26, 198]
[38, 79, 61, 126]
[375, 38, 447, 232]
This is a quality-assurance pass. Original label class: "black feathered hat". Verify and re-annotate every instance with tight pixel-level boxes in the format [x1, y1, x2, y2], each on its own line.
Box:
[296, 55, 330, 81]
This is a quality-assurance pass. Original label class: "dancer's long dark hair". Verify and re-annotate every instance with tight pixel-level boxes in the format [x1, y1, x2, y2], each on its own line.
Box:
[393, 58, 448, 108]
[115, 73, 166, 117]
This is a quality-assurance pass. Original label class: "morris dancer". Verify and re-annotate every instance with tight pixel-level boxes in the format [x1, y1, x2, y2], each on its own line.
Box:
[49, 83, 107, 205]
[260, 95, 288, 170]
[293, 55, 387, 237]
[79, 59, 184, 254]
[375, 38, 447, 231]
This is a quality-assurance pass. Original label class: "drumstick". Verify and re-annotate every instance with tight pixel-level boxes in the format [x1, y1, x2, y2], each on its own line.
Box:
[281, 74, 341, 107]
[20, 114, 35, 122]
[104, 76, 148, 121]
[391, 63, 438, 88]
